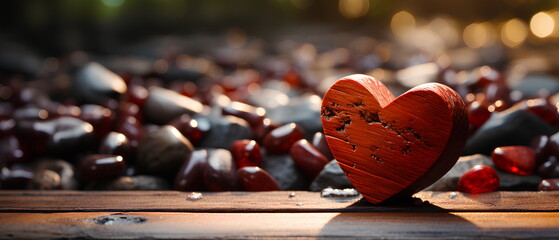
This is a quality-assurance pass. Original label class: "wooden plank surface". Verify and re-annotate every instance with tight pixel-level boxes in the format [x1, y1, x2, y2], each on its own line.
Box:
[0, 190, 558, 213]
[1, 212, 558, 239]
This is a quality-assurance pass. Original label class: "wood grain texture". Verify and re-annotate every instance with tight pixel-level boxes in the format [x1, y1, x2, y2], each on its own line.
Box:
[321, 75, 468, 203]
[1, 212, 558, 239]
[0, 191, 558, 213]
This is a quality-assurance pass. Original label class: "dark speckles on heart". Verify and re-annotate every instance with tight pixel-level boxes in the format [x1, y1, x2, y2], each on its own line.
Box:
[335, 118, 352, 137]
[359, 110, 380, 124]
[349, 100, 364, 108]
[370, 154, 383, 164]
[402, 145, 411, 155]
[404, 127, 432, 147]
[321, 106, 338, 120]
[351, 144, 357, 152]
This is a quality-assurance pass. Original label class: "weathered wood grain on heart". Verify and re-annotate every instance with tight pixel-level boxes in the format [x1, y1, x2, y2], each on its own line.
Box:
[321, 74, 468, 204]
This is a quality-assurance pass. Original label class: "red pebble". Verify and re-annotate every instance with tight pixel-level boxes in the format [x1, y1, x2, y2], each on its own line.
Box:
[471, 66, 504, 89]
[262, 123, 304, 154]
[170, 114, 210, 146]
[253, 118, 279, 144]
[530, 135, 550, 166]
[79, 154, 126, 182]
[125, 85, 149, 107]
[467, 100, 491, 129]
[457, 165, 500, 194]
[231, 140, 262, 168]
[174, 149, 208, 191]
[290, 139, 329, 180]
[222, 101, 266, 127]
[311, 132, 334, 161]
[521, 98, 559, 126]
[80, 104, 115, 140]
[539, 178, 559, 191]
[237, 167, 280, 191]
[492, 146, 536, 175]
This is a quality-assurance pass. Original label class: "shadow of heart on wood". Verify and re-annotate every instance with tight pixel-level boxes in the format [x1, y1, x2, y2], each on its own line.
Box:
[321, 74, 468, 204]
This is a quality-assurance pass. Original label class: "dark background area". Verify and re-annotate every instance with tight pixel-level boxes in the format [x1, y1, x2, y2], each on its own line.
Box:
[1, 0, 557, 56]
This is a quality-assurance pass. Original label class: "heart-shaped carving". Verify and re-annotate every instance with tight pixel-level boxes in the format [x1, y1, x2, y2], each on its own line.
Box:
[321, 74, 468, 204]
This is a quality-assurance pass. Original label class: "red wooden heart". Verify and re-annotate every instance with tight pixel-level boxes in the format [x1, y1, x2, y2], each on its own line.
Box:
[321, 74, 468, 204]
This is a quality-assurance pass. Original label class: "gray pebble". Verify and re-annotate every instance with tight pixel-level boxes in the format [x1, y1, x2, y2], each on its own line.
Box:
[136, 126, 194, 177]
[143, 86, 204, 125]
[262, 154, 307, 190]
[73, 62, 127, 104]
[463, 109, 555, 156]
[309, 160, 353, 191]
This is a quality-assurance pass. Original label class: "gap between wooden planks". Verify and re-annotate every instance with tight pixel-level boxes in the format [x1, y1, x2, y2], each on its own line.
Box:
[0, 190, 558, 213]
[1, 191, 558, 239]
[0, 212, 558, 239]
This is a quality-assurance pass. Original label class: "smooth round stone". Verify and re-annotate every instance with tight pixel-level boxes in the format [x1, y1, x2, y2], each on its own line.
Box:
[531, 135, 550, 166]
[222, 101, 266, 127]
[266, 94, 322, 139]
[204, 149, 242, 191]
[16, 117, 95, 158]
[199, 115, 252, 149]
[137, 126, 194, 177]
[492, 146, 536, 176]
[309, 160, 353, 191]
[546, 132, 559, 157]
[539, 178, 559, 191]
[116, 116, 144, 148]
[263, 123, 305, 154]
[29, 169, 61, 190]
[262, 154, 308, 190]
[79, 155, 126, 182]
[311, 132, 334, 161]
[483, 83, 510, 108]
[538, 156, 559, 179]
[0, 167, 33, 189]
[457, 165, 500, 194]
[512, 74, 559, 98]
[174, 149, 208, 191]
[237, 166, 280, 191]
[519, 98, 559, 126]
[99, 132, 134, 162]
[289, 139, 329, 180]
[467, 101, 491, 129]
[73, 62, 127, 104]
[230, 140, 262, 168]
[247, 89, 290, 110]
[34, 159, 77, 190]
[86, 175, 170, 190]
[143, 86, 204, 125]
[463, 109, 555, 155]
[80, 104, 115, 140]
[253, 118, 279, 144]
[170, 114, 211, 146]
